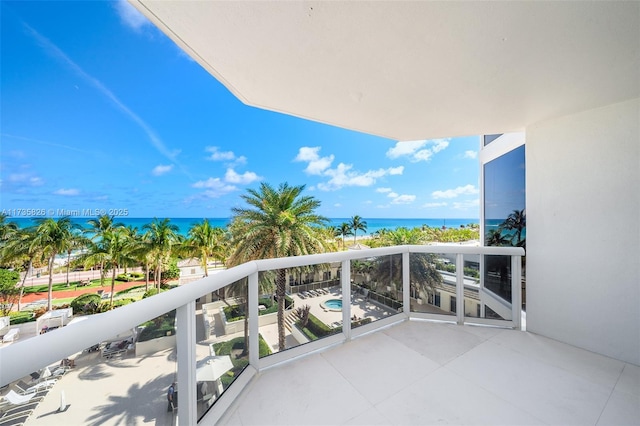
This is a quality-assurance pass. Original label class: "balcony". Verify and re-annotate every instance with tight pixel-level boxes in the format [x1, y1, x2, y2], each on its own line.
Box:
[1, 245, 637, 425]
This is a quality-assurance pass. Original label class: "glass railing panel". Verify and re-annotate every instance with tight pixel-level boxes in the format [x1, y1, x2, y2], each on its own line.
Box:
[260, 263, 342, 355]
[473, 254, 513, 321]
[197, 278, 249, 419]
[460, 253, 484, 319]
[4, 308, 178, 425]
[410, 253, 457, 316]
[351, 255, 402, 326]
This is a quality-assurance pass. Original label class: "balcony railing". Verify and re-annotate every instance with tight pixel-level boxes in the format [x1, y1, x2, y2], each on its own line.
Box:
[0, 244, 523, 425]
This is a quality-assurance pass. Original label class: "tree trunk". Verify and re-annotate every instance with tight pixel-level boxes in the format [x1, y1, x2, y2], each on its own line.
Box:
[47, 252, 56, 311]
[110, 267, 116, 309]
[145, 261, 150, 291]
[17, 259, 32, 311]
[276, 268, 286, 351]
[66, 250, 71, 286]
[156, 260, 162, 292]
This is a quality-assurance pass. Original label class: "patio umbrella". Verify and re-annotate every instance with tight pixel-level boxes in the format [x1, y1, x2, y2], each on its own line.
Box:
[196, 355, 234, 382]
[348, 243, 370, 250]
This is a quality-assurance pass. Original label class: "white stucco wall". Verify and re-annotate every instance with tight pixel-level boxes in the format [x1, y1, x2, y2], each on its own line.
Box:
[526, 98, 639, 365]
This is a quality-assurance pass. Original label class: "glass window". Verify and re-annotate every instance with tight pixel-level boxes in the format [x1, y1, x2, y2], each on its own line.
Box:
[483, 134, 503, 146]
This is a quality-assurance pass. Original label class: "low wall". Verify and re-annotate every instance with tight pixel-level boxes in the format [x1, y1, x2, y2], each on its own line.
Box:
[135, 334, 176, 357]
[290, 323, 311, 345]
[221, 310, 281, 334]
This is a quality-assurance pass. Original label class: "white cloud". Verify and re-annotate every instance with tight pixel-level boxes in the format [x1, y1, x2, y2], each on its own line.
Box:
[387, 192, 399, 198]
[205, 146, 236, 161]
[464, 150, 478, 159]
[390, 194, 416, 204]
[192, 178, 237, 198]
[54, 188, 80, 196]
[294, 146, 334, 175]
[318, 164, 404, 191]
[423, 202, 448, 208]
[8, 173, 43, 186]
[334, 203, 341, 207]
[453, 199, 480, 210]
[114, 0, 151, 31]
[152, 164, 173, 176]
[432, 184, 479, 199]
[386, 138, 450, 162]
[376, 187, 392, 193]
[224, 168, 261, 184]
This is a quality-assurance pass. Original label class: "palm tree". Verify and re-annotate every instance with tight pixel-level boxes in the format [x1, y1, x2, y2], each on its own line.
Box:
[102, 228, 136, 308]
[30, 217, 78, 310]
[485, 228, 511, 246]
[86, 215, 123, 286]
[143, 218, 182, 292]
[349, 215, 367, 243]
[338, 222, 353, 250]
[0, 226, 40, 311]
[63, 230, 88, 286]
[184, 220, 227, 277]
[0, 214, 18, 245]
[503, 209, 526, 247]
[228, 182, 329, 351]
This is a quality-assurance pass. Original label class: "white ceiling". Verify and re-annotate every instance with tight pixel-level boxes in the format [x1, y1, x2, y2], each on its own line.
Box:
[132, 1, 639, 141]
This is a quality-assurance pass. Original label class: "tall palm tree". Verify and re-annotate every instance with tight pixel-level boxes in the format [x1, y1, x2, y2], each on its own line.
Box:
[349, 215, 367, 243]
[102, 228, 136, 308]
[120, 225, 140, 275]
[485, 228, 511, 246]
[30, 217, 78, 310]
[338, 222, 353, 250]
[503, 209, 526, 247]
[86, 215, 123, 286]
[143, 218, 182, 292]
[0, 214, 18, 245]
[228, 182, 329, 351]
[63, 230, 88, 286]
[0, 226, 40, 311]
[184, 220, 227, 277]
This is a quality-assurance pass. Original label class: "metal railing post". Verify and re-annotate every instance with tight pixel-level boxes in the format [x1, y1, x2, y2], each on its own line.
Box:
[402, 251, 410, 316]
[176, 301, 197, 425]
[249, 272, 259, 367]
[456, 253, 464, 325]
[511, 255, 522, 330]
[342, 259, 351, 340]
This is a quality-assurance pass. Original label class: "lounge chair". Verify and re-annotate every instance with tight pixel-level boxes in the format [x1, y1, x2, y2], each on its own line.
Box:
[0, 402, 38, 420]
[0, 414, 30, 426]
[1, 390, 46, 406]
[13, 380, 56, 395]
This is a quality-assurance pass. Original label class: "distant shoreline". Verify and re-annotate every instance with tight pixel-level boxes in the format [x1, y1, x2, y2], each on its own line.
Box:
[9, 217, 480, 237]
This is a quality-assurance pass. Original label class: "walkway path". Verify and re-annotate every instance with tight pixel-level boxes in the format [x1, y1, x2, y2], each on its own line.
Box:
[20, 280, 152, 304]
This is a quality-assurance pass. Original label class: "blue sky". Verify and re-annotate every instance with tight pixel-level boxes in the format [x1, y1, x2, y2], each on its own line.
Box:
[1, 1, 480, 219]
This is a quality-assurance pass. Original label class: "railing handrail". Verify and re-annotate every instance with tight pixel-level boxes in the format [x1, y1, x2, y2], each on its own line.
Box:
[0, 244, 523, 386]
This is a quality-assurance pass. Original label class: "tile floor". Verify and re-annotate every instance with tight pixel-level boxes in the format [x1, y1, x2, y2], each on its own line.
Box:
[218, 320, 639, 425]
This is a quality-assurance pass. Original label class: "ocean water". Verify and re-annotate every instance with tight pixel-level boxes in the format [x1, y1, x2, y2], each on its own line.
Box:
[11, 217, 479, 237]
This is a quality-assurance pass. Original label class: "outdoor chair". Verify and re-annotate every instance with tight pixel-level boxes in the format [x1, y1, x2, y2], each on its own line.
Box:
[0, 413, 30, 426]
[13, 380, 56, 395]
[0, 390, 46, 406]
[0, 402, 38, 420]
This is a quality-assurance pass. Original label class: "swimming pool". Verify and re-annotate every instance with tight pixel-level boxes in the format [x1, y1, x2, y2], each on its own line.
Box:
[321, 298, 342, 311]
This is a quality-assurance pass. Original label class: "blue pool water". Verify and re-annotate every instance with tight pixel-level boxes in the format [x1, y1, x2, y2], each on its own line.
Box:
[323, 299, 342, 310]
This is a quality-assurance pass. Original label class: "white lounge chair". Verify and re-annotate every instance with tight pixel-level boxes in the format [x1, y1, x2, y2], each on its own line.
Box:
[1, 390, 44, 406]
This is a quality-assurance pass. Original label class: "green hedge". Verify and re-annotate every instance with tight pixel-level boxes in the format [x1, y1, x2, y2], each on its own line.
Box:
[138, 310, 176, 342]
[9, 311, 34, 325]
[70, 293, 101, 314]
